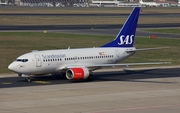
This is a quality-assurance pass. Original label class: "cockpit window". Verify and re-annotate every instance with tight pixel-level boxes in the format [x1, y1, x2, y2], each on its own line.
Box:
[16, 59, 28, 62]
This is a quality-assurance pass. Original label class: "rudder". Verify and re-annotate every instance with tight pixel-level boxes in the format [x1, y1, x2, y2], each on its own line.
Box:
[101, 7, 140, 48]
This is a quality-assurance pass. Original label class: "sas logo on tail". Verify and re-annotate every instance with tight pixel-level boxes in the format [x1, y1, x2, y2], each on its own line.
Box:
[118, 35, 134, 45]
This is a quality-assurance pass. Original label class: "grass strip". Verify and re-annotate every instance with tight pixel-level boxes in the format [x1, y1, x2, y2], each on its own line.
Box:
[1, 16, 180, 25]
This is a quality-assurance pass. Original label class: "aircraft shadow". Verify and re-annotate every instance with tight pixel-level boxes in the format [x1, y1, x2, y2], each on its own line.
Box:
[93, 68, 180, 84]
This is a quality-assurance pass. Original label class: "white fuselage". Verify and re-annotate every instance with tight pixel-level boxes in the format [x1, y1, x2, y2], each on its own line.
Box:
[8, 47, 135, 75]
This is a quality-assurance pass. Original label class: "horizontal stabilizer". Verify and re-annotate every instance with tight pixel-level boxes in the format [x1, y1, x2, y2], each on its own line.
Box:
[126, 47, 169, 52]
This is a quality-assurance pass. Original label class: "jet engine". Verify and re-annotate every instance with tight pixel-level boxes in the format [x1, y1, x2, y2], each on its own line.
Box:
[66, 67, 89, 80]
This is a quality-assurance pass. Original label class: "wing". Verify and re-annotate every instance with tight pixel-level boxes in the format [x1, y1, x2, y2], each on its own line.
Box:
[85, 62, 171, 69]
[58, 62, 171, 71]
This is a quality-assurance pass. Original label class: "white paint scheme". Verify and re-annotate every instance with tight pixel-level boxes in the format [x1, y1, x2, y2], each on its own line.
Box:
[8, 48, 135, 75]
[139, 0, 159, 7]
[8, 7, 169, 81]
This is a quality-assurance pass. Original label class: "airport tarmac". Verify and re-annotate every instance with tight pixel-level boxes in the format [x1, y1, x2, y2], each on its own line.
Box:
[0, 66, 180, 113]
[0, 13, 180, 112]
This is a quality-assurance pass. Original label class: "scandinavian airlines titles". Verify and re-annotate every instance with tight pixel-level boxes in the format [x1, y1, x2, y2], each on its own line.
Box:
[42, 54, 66, 59]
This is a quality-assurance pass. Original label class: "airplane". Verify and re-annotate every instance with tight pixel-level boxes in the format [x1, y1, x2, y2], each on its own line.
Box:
[8, 7, 169, 82]
[0, 2, 7, 6]
[139, 0, 159, 7]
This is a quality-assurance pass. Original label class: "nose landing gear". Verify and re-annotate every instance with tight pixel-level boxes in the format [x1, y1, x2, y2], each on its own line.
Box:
[25, 77, 31, 82]
[18, 74, 31, 82]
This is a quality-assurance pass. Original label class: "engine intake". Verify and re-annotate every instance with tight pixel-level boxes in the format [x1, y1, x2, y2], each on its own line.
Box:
[66, 67, 89, 80]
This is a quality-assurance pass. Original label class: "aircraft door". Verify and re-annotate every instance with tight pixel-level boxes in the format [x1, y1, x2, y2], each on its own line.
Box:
[35, 54, 42, 67]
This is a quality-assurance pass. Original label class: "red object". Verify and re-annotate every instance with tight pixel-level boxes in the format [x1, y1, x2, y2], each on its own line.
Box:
[66, 67, 89, 80]
[71, 68, 84, 80]
[149, 36, 157, 38]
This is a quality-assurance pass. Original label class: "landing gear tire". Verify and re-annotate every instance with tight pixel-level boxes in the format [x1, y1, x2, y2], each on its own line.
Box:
[25, 77, 31, 82]
[87, 74, 93, 81]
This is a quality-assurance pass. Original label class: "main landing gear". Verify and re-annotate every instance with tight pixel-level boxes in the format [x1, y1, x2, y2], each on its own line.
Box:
[61, 72, 67, 79]
[87, 74, 93, 81]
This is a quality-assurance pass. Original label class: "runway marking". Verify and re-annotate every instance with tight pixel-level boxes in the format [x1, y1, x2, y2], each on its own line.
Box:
[33, 81, 51, 84]
[1, 82, 12, 85]
[92, 104, 180, 113]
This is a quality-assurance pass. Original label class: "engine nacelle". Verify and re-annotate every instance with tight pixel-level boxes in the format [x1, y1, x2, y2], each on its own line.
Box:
[66, 67, 89, 80]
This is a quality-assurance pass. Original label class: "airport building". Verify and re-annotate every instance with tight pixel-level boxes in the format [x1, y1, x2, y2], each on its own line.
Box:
[1, 0, 89, 6]
[0, 0, 179, 7]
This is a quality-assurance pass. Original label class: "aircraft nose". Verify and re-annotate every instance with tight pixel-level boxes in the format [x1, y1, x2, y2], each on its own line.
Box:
[8, 62, 18, 72]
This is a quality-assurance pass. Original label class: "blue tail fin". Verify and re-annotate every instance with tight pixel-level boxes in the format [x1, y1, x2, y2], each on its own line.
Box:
[101, 7, 140, 48]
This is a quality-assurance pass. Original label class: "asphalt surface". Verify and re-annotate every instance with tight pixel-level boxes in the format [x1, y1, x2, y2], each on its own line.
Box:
[0, 24, 180, 38]
[1, 23, 180, 30]
[54, 28, 180, 38]
[0, 67, 180, 113]
[1, 67, 179, 88]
